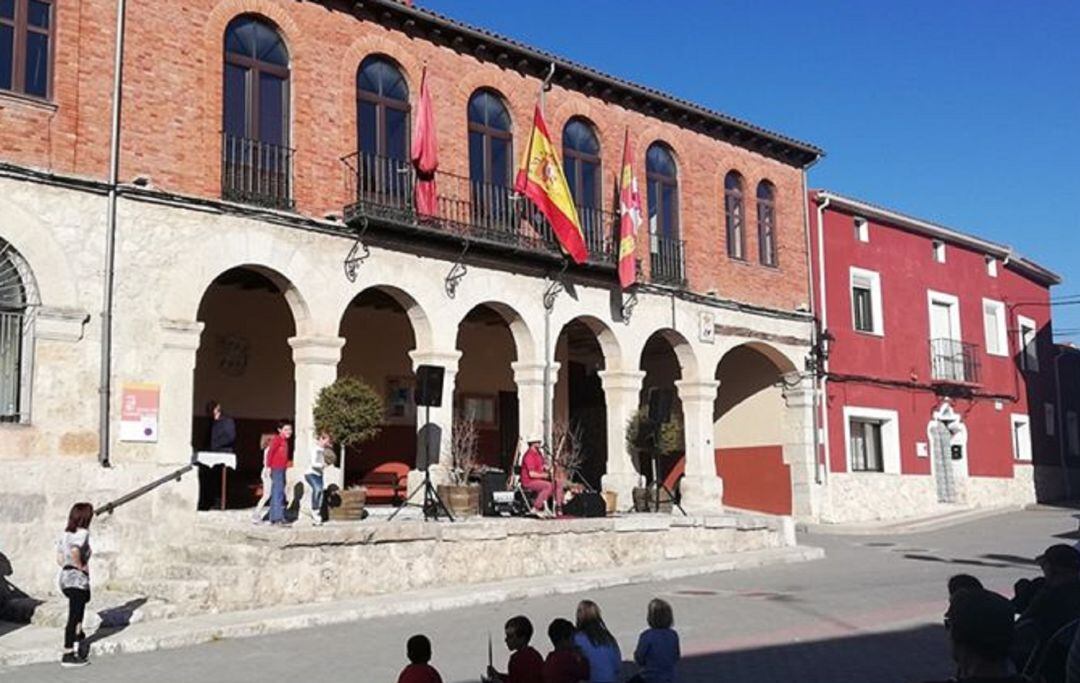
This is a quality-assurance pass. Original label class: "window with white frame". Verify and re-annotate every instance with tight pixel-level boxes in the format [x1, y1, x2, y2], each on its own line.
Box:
[1045, 403, 1056, 436]
[844, 406, 901, 473]
[850, 267, 883, 335]
[1067, 411, 1079, 457]
[986, 256, 998, 277]
[1012, 414, 1032, 461]
[1018, 315, 1039, 372]
[982, 299, 1007, 356]
[854, 216, 869, 243]
[933, 240, 946, 263]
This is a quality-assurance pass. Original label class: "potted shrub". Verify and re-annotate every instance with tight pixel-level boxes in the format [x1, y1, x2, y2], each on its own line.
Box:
[313, 376, 383, 521]
[437, 416, 481, 517]
[625, 408, 654, 512]
[625, 408, 684, 512]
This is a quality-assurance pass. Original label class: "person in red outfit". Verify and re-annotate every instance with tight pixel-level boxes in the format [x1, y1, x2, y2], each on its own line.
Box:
[487, 615, 544, 683]
[543, 618, 589, 683]
[266, 420, 292, 525]
[397, 635, 443, 683]
[520, 439, 561, 518]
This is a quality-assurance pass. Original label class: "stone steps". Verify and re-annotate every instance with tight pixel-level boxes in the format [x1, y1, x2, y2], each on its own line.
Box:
[105, 578, 211, 611]
[0, 590, 178, 629]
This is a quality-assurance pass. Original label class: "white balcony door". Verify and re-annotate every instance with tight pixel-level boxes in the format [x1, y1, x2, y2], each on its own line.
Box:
[931, 301, 957, 340]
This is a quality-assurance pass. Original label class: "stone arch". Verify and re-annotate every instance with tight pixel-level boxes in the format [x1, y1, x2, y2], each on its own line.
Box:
[640, 328, 699, 381]
[190, 263, 311, 336]
[560, 314, 623, 371]
[456, 300, 536, 362]
[337, 283, 433, 354]
[0, 200, 77, 308]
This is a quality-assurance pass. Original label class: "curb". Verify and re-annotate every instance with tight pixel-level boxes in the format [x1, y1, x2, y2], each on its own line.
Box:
[797, 505, 1022, 536]
[0, 544, 823, 669]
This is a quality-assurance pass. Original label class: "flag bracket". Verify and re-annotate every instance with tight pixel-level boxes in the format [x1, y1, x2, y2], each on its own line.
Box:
[444, 241, 470, 299]
[542, 259, 569, 311]
[343, 217, 372, 283]
[620, 290, 639, 324]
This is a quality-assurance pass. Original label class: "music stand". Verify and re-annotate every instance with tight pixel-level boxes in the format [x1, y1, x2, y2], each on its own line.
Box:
[387, 365, 454, 522]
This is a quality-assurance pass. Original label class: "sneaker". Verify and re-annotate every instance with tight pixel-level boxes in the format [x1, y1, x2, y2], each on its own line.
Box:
[60, 652, 88, 668]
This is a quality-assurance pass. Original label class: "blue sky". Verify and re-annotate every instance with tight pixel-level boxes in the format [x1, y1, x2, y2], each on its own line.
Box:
[421, 0, 1080, 340]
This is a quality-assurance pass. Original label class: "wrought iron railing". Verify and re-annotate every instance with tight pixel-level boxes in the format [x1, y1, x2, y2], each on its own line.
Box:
[94, 463, 194, 516]
[221, 133, 295, 210]
[930, 338, 981, 384]
[649, 234, 687, 286]
[342, 151, 616, 266]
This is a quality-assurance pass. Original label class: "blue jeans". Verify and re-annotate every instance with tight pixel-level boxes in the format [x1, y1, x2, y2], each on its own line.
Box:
[304, 472, 324, 513]
[269, 468, 287, 523]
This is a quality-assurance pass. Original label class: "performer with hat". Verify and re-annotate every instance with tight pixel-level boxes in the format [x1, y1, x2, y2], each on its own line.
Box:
[520, 437, 561, 518]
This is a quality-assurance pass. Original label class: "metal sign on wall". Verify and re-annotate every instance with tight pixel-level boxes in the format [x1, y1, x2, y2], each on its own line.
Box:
[120, 382, 160, 442]
[699, 311, 716, 344]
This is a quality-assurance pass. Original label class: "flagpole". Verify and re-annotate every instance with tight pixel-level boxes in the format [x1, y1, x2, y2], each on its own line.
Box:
[539, 62, 557, 474]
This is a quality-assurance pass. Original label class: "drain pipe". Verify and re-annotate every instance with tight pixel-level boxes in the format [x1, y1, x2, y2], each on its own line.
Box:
[1055, 349, 1072, 499]
[800, 171, 824, 487]
[98, 0, 128, 467]
[814, 193, 832, 482]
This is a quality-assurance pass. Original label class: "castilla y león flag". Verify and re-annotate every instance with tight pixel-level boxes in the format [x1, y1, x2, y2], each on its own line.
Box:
[617, 129, 642, 289]
[514, 104, 587, 264]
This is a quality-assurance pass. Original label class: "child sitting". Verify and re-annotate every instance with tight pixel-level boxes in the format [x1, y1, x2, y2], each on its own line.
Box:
[631, 599, 680, 683]
[397, 634, 443, 683]
[488, 615, 544, 683]
[543, 618, 589, 683]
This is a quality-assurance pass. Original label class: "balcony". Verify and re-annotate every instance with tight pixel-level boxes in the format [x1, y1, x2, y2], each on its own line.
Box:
[929, 338, 981, 385]
[649, 234, 687, 287]
[341, 152, 616, 268]
[221, 134, 295, 211]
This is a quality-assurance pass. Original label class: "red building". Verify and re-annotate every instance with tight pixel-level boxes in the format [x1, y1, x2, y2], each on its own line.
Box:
[809, 190, 1064, 522]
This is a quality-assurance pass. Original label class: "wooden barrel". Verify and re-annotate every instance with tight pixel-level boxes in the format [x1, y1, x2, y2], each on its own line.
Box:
[328, 487, 367, 521]
[437, 484, 480, 517]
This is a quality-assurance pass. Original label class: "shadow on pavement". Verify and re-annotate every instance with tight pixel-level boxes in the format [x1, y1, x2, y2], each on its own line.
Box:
[85, 598, 148, 653]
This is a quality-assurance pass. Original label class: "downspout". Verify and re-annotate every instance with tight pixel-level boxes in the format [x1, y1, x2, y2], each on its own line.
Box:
[800, 172, 822, 486]
[99, 0, 128, 467]
[815, 193, 832, 484]
[1055, 348, 1072, 499]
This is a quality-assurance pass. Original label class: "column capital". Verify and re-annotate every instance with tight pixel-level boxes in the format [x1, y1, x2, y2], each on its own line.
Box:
[512, 361, 560, 386]
[674, 379, 720, 403]
[782, 374, 816, 407]
[409, 349, 461, 374]
[598, 369, 646, 393]
[288, 335, 345, 366]
[160, 318, 204, 352]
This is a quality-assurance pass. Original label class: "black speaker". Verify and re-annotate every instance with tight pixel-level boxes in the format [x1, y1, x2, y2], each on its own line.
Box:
[563, 492, 606, 518]
[415, 365, 445, 407]
[648, 389, 673, 423]
[480, 470, 507, 517]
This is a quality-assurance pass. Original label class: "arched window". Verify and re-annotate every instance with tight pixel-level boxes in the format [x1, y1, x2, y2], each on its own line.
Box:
[563, 117, 602, 249]
[757, 180, 777, 267]
[222, 16, 292, 208]
[467, 89, 513, 227]
[356, 55, 409, 161]
[646, 143, 682, 284]
[724, 171, 745, 260]
[0, 239, 32, 423]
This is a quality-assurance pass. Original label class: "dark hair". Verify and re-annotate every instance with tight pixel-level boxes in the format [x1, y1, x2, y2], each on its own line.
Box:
[647, 598, 674, 629]
[575, 600, 615, 647]
[948, 574, 984, 596]
[946, 588, 1014, 660]
[406, 634, 431, 664]
[66, 502, 94, 533]
[206, 400, 221, 415]
[548, 618, 574, 646]
[506, 615, 533, 642]
[276, 419, 292, 431]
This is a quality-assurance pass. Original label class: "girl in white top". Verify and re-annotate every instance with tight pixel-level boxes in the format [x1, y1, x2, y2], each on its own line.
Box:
[56, 502, 93, 668]
[303, 432, 332, 525]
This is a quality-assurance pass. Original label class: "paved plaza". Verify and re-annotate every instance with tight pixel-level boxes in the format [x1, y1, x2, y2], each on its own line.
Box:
[5, 507, 1078, 682]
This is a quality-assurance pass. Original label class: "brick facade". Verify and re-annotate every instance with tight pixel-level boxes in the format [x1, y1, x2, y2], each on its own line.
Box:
[0, 0, 814, 312]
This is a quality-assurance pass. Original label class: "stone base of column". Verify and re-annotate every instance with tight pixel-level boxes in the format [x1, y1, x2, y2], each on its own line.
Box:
[679, 474, 724, 514]
[600, 471, 639, 513]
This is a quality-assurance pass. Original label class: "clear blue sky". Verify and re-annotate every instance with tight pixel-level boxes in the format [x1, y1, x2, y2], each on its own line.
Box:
[421, 0, 1080, 340]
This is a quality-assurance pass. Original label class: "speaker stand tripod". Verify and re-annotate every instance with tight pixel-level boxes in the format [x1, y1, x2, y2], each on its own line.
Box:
[387, 403, 454, 522]
[651, 453, 687, 517]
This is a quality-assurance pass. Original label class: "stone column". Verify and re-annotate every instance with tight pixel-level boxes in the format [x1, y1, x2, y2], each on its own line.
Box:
[512, 361, 560, 448]
[159, 319, 204, 467]
[598, 369, 645, 508]
[783, 374, 821, 520]
[408, 349, 461, 488]
[290, 336, 345, 488]
[675, 379, 724, 514]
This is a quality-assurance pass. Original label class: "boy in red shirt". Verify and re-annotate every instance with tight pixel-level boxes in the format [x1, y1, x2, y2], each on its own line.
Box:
[543, 618, 589, 683]
[266, 420, 292, 525]
[487, 615, 544, 683]
[397, 634, 443, 683]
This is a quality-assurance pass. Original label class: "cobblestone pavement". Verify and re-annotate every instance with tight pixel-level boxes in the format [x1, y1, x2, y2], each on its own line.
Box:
[9, 507, 1078, 683]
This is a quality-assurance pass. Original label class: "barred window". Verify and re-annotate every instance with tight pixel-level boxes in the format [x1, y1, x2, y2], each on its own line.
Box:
[0, 0, 54, 99]
[0, 239, 33, 422]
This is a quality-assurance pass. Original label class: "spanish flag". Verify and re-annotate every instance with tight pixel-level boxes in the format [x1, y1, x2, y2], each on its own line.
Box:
[514, 104, 588, 264]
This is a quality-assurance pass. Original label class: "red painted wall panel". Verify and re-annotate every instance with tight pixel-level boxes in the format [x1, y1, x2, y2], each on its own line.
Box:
[715, 446, 792, 515]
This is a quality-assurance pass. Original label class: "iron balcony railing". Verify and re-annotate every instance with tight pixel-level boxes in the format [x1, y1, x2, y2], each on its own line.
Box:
[221, 133, 295, 211]
[342, 151, 616, 266]
[649, 234, 687, 286]
[930, 338, 981, 384]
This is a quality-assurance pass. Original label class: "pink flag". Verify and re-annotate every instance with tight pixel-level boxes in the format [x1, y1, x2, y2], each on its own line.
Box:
[617, 129, 642, 289]
[411, 68, 438, 216]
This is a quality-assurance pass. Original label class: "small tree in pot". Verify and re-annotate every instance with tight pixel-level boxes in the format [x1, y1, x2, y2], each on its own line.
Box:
[313, 376, 383, 520]
[625, 408, 684, 512]
[438, 416, 482, 516]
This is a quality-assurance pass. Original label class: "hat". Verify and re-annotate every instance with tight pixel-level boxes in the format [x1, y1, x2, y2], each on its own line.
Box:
[526, 436, 542, 445]
[945, 589, 1014, 658]
[1036, 544, 1080, 570]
